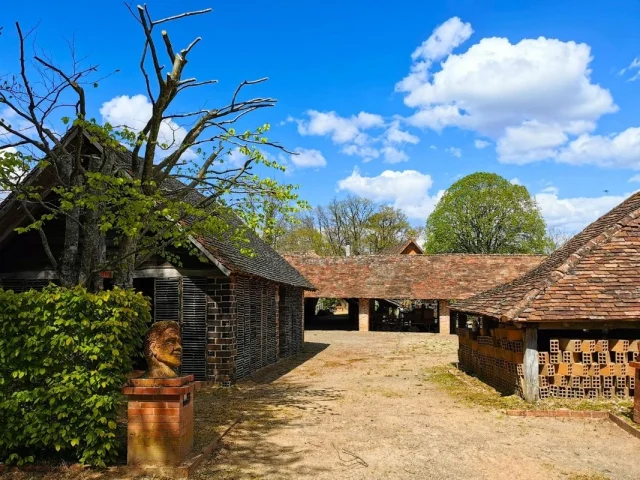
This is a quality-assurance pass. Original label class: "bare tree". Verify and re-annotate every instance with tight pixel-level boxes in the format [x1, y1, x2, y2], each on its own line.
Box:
[0, 4, 302, 290]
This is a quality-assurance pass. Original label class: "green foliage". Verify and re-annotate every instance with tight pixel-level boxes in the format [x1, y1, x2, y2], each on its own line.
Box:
[424, 172, 551, 254]
[0, 286, 151, 466]
[366, 206, 421, 253]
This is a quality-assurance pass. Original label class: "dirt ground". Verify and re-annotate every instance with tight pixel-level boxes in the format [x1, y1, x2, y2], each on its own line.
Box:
[195, 331, 640, 480]
[2, 331, 639, 480]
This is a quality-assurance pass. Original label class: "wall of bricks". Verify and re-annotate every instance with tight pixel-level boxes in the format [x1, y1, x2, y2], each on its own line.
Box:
[206, 276, 237, 384]
[279, 286, 304, 358]
[123, 383, 195, 466]
[359, 298, 372, 331]
[438, 300, 451, 335]
[633, 363, 640, 423]
[458, 327, 640, 401]
[206, 275, 305, 384]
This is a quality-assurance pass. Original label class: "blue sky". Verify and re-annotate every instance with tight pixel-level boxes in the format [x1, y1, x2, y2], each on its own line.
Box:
[3, 0, 640, 233]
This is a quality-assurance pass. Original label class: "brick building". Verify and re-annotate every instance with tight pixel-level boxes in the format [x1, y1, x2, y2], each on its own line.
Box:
[0, 130, 315, 384]
[452, 192, 640, 402]
[284, 254, 544, 335]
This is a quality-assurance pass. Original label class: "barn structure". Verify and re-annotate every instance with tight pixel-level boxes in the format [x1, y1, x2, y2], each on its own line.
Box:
[284, 254, 544, 335]
[452, 192, 640, 402]
[0, 130, 315, 384]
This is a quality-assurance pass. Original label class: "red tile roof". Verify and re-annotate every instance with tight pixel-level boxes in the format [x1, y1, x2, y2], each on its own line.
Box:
[283, 254, 544, 300]
[454, 192, 640, 323]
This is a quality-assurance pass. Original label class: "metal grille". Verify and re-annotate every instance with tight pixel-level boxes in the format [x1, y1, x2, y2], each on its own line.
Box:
[154, 278, 180, 322]
[181, 277, 207, 380]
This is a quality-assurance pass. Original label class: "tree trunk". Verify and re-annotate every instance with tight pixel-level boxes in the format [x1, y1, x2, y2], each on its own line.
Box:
[113, 236, 137, 289]
[78, 208, 104, 292]
[58, 207, 81, 287]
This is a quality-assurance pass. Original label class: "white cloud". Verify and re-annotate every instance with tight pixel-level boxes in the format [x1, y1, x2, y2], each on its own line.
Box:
[337, 168, 444, 220]
[629, 175, 640, 183]
[384, 121, 419, 145]
[510, 177, 521, 185]
[397, 17, 473, 93]
[227, 148, 249, 168]
[381, 146, 409, 163]
[397, 19, 619, 164]
[446, 147, 462, 158]
[291, 148, 327, 168]
[535, 187, 632, 232]
[620, 57, 640, 81]
[296, 110, 383, 144]
[293, 112, 417, 163]
[100, 95, 195, 159]
[554, 127, 640, 169]
[474, 139, 490, 149]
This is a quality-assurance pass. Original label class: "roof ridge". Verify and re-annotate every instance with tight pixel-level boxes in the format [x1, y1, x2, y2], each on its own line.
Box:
[502, 206, 640, 322]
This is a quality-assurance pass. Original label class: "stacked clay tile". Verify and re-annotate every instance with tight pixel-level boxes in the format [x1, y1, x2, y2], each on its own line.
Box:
[457, 326, 525, 396]
[458, 327, 640, 400]
[542, 339, 638, 400]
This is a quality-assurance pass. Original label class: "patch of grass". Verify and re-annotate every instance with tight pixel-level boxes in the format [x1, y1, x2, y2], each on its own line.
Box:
[567, 473, 611, 480]
[424, 365, 527, 410]
[424, 365, 634, 416]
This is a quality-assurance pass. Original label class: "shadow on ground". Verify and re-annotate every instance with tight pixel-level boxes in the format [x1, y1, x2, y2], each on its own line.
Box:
[0, 341, 337, 480]
[191, 340, 341, 479]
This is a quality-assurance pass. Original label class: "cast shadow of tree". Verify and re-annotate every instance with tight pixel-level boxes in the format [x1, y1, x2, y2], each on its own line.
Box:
[192, 341, 344, 479]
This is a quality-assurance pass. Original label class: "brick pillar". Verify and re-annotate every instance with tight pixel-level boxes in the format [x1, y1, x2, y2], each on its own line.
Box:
[358, 298, 372, 331]
[438, 300, 451, 335]
[206, 276, 237, 385]
[631, 362, 640, 423]
[122, 376, 195, 466]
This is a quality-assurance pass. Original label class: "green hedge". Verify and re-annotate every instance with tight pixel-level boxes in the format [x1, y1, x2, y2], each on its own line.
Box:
[0, 285, 151, 466]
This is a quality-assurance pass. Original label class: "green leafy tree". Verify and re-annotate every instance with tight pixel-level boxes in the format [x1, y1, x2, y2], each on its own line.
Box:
[366, 206, 421, 253]
[275, 213, 331, 255]
[424, 172, 550, 254]
[0, 6, 304, 291]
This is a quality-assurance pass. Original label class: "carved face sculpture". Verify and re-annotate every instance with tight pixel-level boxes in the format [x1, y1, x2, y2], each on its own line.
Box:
[144, 321, 182, 378]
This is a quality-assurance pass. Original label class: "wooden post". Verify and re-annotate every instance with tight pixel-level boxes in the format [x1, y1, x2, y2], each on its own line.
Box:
[523, 327, 539, 402]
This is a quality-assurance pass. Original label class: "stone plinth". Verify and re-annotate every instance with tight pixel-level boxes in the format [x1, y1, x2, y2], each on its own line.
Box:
[122, 375, 195, 466]
[631, 362, 640, 424]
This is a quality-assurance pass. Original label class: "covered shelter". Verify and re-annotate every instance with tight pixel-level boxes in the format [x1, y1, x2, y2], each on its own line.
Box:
[0, 130, 315, 384]
[452, 192, 640, 402]
[284, 254, 544, 335]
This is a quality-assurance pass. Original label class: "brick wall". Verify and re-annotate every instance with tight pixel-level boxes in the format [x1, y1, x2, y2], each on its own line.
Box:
[279, 286, 304, 357]
[206, 275, 304, 384]
[206, 276, 237, 384]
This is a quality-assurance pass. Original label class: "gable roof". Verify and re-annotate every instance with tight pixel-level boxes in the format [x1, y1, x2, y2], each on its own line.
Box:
[160, 177, 314, 289]
[378, 239, 424, 255]
[453, 191, 640, 323]
[283, 253, 544, 299]
[0, 132, 314, 290]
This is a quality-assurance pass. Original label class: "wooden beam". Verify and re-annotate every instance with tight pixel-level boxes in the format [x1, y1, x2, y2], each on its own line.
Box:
[187, 235, 232, 277]
[523, 327, 539, 403]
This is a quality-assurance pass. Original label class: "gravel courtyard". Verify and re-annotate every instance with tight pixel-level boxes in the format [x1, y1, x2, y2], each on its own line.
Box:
[196, 330, 640, 480]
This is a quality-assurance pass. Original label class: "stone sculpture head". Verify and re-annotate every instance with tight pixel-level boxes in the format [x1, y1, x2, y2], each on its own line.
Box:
[144, 321, 182, 378]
